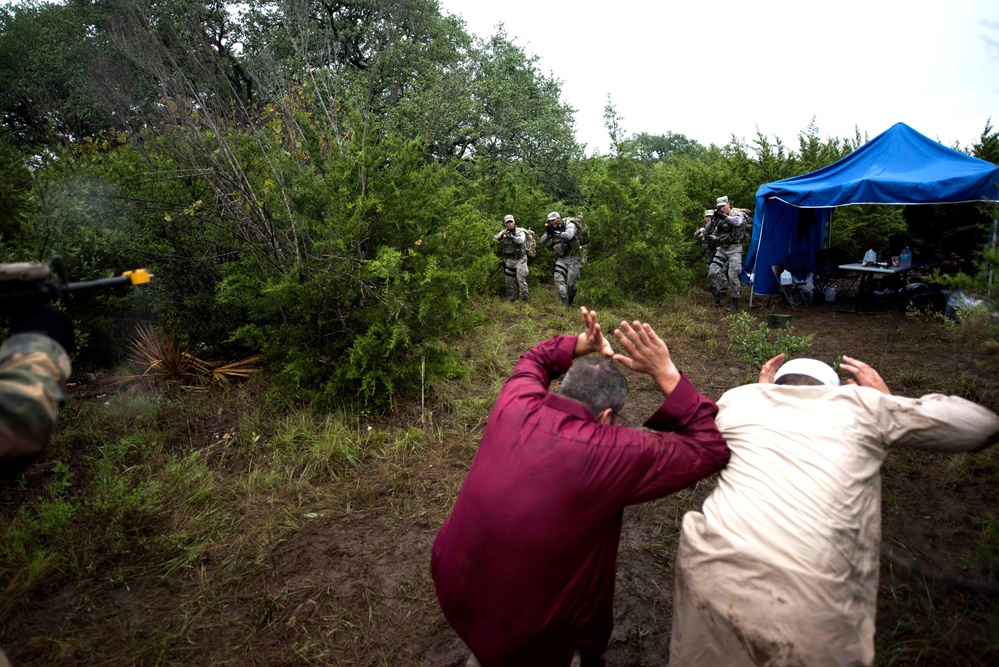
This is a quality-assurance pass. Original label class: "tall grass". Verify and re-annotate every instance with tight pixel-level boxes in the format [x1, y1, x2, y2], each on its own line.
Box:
[1, 288, 996, 664]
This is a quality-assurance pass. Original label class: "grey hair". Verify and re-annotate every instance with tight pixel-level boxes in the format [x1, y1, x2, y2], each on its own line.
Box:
[559, 357, 628, 418]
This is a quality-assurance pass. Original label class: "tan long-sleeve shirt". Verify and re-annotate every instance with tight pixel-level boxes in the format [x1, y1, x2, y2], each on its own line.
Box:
[669, 383, 999, 667]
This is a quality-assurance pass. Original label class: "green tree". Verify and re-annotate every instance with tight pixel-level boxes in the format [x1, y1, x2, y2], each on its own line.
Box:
[575, 103, 694, 305]
[621, 131, 705, 164]
[0, 128, 31, 246]
[467, 27, 581, 202]
[0, 0, 115, 146]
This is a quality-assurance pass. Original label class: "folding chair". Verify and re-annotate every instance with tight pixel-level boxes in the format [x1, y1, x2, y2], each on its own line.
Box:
[767, 263, 808, 309]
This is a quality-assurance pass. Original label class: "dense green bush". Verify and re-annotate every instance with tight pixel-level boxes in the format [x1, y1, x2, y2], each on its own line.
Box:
[1, 0, 994, 406]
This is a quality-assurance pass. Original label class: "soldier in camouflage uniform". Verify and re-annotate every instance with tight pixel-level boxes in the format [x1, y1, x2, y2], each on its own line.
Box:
[695, 209, 722, 265]
[494, 214, 529, 302]
[706, 196, 746, 312]
[0, 308, 72, 478]
[540, 212, 581, 307]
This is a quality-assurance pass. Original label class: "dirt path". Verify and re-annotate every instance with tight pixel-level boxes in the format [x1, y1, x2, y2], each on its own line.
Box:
[255, 302, 999, 665]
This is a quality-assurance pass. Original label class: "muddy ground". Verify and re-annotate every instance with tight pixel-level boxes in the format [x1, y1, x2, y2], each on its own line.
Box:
[3, 288, 998, 666]
[265, 294, 999, 666]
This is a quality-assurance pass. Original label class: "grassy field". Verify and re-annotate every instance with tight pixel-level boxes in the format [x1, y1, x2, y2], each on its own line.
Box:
[1, 286, 997, 665]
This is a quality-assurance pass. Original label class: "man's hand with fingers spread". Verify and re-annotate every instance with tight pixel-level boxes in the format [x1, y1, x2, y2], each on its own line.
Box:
[573, 307, 614, 358]
[610, 320, 681, 395]
[841, 355, 891, 395]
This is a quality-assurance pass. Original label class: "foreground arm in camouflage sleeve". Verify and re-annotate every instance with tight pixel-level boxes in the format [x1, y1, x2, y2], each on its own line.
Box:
[0, 333, 72, 477]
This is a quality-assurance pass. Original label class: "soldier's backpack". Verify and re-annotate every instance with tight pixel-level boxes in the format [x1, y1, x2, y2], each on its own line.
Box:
[734, 208, 753, 243]
[522, 228, 537, 259]
[565, 215, 588, 261]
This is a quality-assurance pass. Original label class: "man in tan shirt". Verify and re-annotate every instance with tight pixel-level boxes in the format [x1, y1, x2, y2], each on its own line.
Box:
[669, 354, 999, 666]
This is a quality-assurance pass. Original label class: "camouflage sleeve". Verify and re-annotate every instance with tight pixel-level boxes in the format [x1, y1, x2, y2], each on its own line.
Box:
[0, 333, 72, 478]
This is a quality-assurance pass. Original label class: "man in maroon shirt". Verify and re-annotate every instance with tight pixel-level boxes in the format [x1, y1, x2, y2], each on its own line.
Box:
[431, 308, 729, 667]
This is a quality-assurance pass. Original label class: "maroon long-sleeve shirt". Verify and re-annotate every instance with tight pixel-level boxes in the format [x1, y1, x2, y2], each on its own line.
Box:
[431, 334, 729, 667]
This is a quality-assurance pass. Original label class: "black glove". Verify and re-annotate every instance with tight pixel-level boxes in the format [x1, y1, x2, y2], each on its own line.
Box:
[9, 306, 74, 352]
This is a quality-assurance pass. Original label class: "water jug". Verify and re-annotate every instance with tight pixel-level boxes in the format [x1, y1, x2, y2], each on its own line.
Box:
[899, 245, 912, 268]
[863, 249, 876, 265]
[780, 269, 793, 285]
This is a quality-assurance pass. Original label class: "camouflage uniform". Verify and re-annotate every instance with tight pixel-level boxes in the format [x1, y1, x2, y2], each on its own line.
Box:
[0, 333, 71, 477]
[494, 226, 529, 301]
[706, 210, 745, 303]
[541, 219, 581, 307]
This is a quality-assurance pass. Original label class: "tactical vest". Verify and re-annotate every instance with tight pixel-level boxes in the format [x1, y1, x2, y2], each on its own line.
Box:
[500, 229, 525, 259]
[551, 222, 578, 258]
[714, 212, 745, 247]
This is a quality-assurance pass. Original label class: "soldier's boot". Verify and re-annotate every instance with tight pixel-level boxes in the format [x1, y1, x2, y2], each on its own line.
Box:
[727, 297, 739, 312]
[714, 291, 724, 306]
[521, 294, 529, 302]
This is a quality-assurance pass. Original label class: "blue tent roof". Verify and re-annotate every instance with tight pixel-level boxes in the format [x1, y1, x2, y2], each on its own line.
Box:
[745, 122, 999, 296]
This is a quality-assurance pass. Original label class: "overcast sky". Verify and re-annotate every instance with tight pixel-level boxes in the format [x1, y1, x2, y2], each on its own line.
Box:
[437, 0, 999, 155]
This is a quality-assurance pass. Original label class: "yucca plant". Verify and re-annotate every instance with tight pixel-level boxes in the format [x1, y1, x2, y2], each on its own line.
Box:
[125, 324, 259, 389]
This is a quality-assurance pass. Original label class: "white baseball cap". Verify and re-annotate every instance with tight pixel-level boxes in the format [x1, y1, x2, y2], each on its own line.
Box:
[774, 358, 840, 386]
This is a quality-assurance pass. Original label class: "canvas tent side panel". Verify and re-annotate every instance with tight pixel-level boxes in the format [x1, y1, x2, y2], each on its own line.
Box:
[745, 198, 832, 296]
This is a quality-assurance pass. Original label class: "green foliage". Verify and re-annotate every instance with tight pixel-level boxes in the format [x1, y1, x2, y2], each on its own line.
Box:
[198, 99, 487, 405]
[0, 434, 165, 604]
[930, 291, 999, 350]
[971, 513, 999, 577]
[0, 128, 31, 243]
[828, 204, 908, 260]
[725, 311, 815, 368]
[620, 131, 705, 164]
[574, 104, 695, 305]
[0, 0, 945, 408]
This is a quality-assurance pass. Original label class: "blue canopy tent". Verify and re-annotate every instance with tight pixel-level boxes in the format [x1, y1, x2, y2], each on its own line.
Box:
[744, 122, 999, 298]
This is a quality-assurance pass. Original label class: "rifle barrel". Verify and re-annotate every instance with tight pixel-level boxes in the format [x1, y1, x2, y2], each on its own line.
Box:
[65, 276, 133, 292]
[0, 269, 151, 309]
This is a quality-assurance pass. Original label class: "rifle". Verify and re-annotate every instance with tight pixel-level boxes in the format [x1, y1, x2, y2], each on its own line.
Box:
[0, 257, 152, 314]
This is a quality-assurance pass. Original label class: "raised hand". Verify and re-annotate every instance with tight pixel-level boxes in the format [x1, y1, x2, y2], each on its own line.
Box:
[573, 307, 614, 358]
[841, 355, 891, 395]
[611, 320, 681, 395]
[758, 353, 786, 384]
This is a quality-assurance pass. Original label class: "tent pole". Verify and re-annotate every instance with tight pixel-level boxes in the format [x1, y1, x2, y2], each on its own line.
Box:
[749, 208, 765, 308]
[988, 213, 997, 299]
